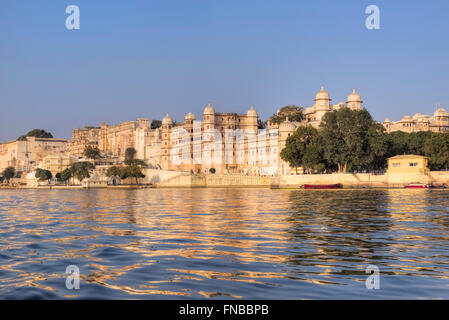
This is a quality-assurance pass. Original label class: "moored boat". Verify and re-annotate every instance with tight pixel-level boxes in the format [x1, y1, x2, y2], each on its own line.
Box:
[301, 183, 343, 189]
[405, 183, 429, 189]
[405, 183, 447, 189]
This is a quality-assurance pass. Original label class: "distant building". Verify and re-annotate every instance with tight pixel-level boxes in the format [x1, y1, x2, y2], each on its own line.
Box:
[0, 136, 68, 173]
[70, 119, 159, 159]
[38, 154, 76, 174]
[383, 108, 449, 133]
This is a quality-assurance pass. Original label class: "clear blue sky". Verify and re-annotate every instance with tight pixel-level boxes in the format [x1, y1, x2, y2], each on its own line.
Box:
[1, 0, 448, 142]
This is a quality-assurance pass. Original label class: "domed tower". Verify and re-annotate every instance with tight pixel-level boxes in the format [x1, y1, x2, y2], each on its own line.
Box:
[246, 105, 258, 132]
[184, 112, 195, 140]
[203, 103, 215, 130]
[434, 108, 449, 123]
[314, 86, 331, 111]
[161, 113, 173, 169]
[184, 112, 195, 125]
[347, 89, 363, 110]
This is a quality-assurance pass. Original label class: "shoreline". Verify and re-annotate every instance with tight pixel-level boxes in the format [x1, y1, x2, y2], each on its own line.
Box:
[0, 185, 444, 190]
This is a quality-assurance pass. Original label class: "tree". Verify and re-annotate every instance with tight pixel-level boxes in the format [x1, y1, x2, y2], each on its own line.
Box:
[124, 163, 146, 184]
[1, 167, 15, 183]
[258, 119, 267, 129]
[209, 168, 216, 174]
[58, 168, 72, 183]
[125, 147, 137, 165]
[151, 120, 162, 129]
[18, 129, 53, 140]
[83, 146, 101, 160]
[423, 133, 449, 170]
[269, 106, 304, 124]
[70, 162, 95, 182]
[106, 166, 123, 178]
[280, 125, 324, 174]
[319, 108, 387, 172]
[35, 168, 53, 183]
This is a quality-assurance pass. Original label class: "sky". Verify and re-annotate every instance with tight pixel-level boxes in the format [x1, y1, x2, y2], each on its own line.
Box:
[1, 0, 448, 142]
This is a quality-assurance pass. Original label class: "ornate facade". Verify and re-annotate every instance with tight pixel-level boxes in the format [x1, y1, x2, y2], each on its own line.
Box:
[70, 119, 157, 158]
[159, 104, 278, 175]
[383, 108, 449, 133]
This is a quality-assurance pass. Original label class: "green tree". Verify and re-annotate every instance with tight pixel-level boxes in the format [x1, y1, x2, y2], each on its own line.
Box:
[70, 162, 95, 182]
[151, 120, 162, 129]
[125, 147, 137, 165]
[83, 145, 101, 160]
[320, 108, 387, 172]
[209, 168, 216, 174]
[281, 125, 324, 174]
[1, 167, 16, 183]
[106, 166, 123, 178]
[58, 168, 72, 183]
[35, 168, 53, 183]
[124, 163, 146, 184]
[423, 132, 449, 170]
[270, 106, 305, 124]
[18, 129, 53, 140]
[258, 119, 267, 129]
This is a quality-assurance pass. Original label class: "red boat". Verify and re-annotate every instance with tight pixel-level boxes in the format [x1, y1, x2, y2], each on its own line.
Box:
[301, 183, 343, 189]
[405, 183, 446, 189]
[405, 184, 429, 189]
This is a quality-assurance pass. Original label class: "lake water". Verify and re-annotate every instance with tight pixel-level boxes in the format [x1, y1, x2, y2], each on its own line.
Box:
[0, 188, 448, 299]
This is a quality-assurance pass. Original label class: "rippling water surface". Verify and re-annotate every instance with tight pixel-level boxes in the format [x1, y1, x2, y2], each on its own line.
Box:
[1, 188, 449, 299]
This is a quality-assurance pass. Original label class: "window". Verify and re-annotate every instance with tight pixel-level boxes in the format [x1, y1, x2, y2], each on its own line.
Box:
[409, 162, 418, 167]
[392, 163, 400, 168]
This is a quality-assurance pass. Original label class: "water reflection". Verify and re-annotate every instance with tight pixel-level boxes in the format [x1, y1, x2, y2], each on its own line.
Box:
[0, 188, 449, 299]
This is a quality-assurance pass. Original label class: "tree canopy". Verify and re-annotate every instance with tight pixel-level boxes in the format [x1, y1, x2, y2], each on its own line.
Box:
[58, 168, 72, 182]
[83, 145, 101, 159]
[1, 167, 15, 183]
[35, 168, 53, 182]
[281, 108, 388, 173]
[281, 125, 325, 173]
[151, 120, 162, 129]
[18, 129, 53, 140]
[319, 108, 387, 172]
[270, 106, 305, 125]
[70, 162, 95, 181]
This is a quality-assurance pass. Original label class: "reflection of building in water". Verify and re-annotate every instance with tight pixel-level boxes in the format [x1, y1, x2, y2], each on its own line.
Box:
[130, 188, 291, 265]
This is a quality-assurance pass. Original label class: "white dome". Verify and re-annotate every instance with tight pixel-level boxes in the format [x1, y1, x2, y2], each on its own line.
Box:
[247, 105, 258, 117]
[434, 108, 449, 117]
[162, 113, 173, 125]
[400, 115, 412, 122]
[203, 103, 215, 115]
[185, 112, 195, 120]
[315, 86, 331, 101]
[384, 117, 390, 123]
[347, 89, 362, 103]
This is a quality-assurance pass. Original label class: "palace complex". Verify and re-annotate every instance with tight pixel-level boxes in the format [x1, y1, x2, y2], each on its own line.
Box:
[383, 108, 449, 133]
[1, 86, 447, 179]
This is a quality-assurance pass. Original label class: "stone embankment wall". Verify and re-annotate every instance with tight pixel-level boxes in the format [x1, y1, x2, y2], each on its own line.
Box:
[156, 171, 449, 188]
[156, 174, 271, 187]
